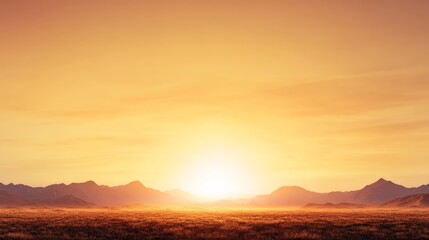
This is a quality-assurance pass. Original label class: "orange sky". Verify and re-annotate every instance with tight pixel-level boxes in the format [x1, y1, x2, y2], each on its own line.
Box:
[1, 0, 429, 197]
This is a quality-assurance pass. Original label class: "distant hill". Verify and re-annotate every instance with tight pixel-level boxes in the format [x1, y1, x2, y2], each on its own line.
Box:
[0, 183, 69, 202]
[303, 202, 368, 209]
[381, 193, 429, 208]
[40, 195, 93, 207]
[351, 178, 418, 203]
[0, 181, 184, 207]
[247, 178, 429, 207]
[251, 186, 323, 206]
[0, 190, 27, 206]
[45, 180, 178, 205]
[0, 187, 91, 207]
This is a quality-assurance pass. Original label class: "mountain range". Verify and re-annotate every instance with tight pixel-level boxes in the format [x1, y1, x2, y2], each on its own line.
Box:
[1, 178, 429, 208]
[0, 180, 178, 207]
[246, 178, 429, 207]
[381, 193, 429, 208]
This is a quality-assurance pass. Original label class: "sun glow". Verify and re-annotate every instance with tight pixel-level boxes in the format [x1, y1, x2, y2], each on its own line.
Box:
[183, 147, 249, 200]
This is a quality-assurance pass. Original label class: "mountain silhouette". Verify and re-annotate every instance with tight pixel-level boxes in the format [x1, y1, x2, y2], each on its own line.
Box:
[0, 186, 91, 207]
[350, 178, 411, 203]
[0, 190, 27, 206]
[1, 178, 429, 207]
[381, 193, 429, 208]
[247, 178, 429, 207]
[0, 183, 75, 203]
[45, 180, 179, 206]
[0, 180, 183, 206]
[251, 186, 321, 206]
[38, 195, 92, 207]
[303, 202, 368, 209]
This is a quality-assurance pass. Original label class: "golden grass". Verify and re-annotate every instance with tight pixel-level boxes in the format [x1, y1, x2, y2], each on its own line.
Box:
[0, 208, 428, 239]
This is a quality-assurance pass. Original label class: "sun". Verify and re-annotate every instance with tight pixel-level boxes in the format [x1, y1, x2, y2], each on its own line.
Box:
[190, 162, 235, 199]
[183, 147, 248, 199]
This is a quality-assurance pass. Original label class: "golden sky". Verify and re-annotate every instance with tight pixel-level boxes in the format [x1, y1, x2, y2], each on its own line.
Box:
[1, 0, 429, 197]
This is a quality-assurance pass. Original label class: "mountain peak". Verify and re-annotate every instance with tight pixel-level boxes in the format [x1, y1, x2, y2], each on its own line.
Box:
[271, 186, 311, 195]
[83, 180, 97, 186]
[368, 178, 395, 187]
[361, 178, 405, 192]
[126, 180, 144, 188]
[370, 178, 393, 186]
[376, 178, 388, 183]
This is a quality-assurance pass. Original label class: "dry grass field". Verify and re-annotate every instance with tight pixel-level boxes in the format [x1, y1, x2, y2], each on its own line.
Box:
[0, 208, 428, 240]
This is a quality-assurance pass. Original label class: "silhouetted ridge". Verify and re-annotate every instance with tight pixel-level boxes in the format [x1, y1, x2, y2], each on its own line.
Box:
[246, 178, 429, 207]
[0, 180, 187, 207]
[304, 202, 367, 209]
[83, 180, 97, 186]
[125, 181, 145, 188]
[382, 193, 429, 208]
[272, 186, 311, 195]
[0, 190, 27, 206]
[2, 178, 429, 207]
[362, 178, 403, 189]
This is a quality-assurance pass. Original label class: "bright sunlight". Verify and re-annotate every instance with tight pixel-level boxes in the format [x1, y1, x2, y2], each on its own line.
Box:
[183, 147, 249, 200]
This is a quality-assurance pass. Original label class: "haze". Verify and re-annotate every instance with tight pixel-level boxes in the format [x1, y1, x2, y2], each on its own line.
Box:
[1, 0, 429, 198]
